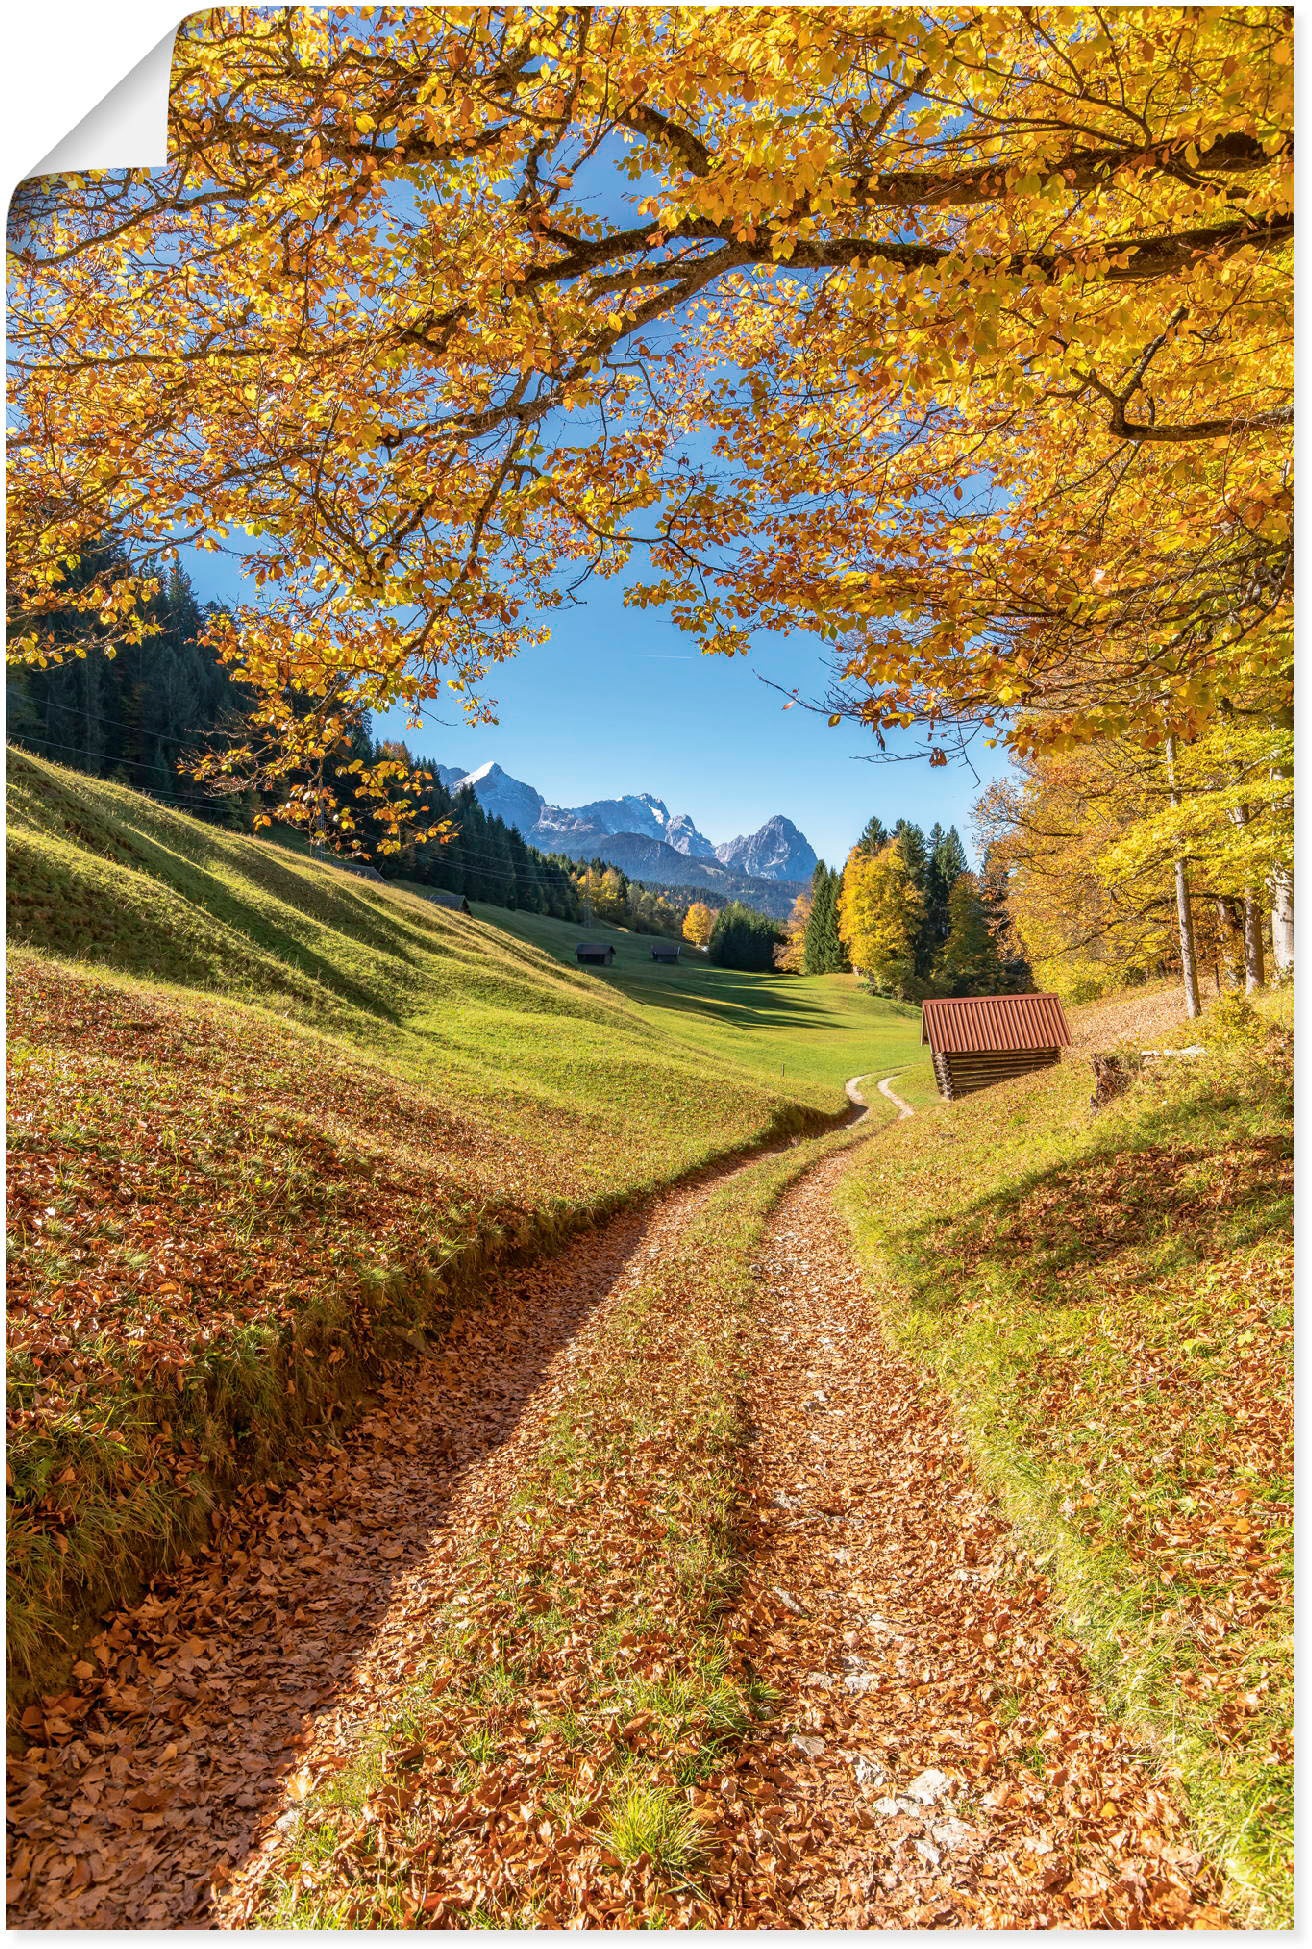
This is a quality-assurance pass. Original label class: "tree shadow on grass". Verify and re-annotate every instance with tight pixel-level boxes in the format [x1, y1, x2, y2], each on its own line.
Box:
[606, 968, 837, 1036]
[899, 1130, 1292, 1313]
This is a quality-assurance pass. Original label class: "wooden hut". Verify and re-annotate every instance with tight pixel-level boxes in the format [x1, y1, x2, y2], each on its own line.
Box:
[319, 852, 384, 882]
[921, 993, 1071, 1099]
[649, 939, 681, 963]
[575, 942, 615, 966]
[417, 887, 471, 915]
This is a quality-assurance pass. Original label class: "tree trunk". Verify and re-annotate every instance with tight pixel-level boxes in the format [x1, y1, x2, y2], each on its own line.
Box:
[1165, 733, 1201, 1018]
[1270, 865, 1294, 976]
[1215, 896, 1244, 988]
[1174, 858, 1202, 1017]
[1242, 895, 1267, 991]
[1226, 796, 1267, 992]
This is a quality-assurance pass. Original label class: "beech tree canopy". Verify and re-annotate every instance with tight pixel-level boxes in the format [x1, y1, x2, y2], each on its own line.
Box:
[9, 5, 1292, 834]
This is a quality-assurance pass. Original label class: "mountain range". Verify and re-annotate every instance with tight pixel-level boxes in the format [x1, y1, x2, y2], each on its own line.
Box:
[434, 761, 818, 917]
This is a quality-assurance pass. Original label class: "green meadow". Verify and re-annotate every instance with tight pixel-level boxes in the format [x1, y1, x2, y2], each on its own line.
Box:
[460, 899, 932, 1106]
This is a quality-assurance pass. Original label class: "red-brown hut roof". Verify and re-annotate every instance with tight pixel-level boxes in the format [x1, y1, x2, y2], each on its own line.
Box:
[921, 993, 1071, 1055]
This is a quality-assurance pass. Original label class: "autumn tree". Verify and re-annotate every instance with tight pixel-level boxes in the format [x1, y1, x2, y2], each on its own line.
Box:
[774, 890, 812, 974]
[979, 701, 1291, 1007]
[681, 902, 716, 950]
[8, 8, 1292, 845]
[838, 842, 924, 1001]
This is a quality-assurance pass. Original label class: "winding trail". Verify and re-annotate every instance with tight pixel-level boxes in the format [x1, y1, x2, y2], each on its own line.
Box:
[7, 1093, 1224, 1928]
[877, 1074, 916, 1118]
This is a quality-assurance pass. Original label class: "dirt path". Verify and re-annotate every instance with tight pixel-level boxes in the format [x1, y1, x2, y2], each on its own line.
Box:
[8, 1116, 1225, 1928]
[717, 1148, 1226, 1927]
[876, 1075, 916, 1118]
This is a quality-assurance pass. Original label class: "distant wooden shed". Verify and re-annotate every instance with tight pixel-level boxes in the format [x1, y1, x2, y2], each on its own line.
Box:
[576, 942, 615, 966]
[419, 887, 471, 915]
[320, 853, 384, 883]
[649, 939, 681, 962]
[922, 993, 1071, 1099]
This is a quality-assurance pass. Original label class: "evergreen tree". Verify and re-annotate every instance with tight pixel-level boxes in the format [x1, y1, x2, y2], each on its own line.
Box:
[855, 814, 890, 857]
[7, 541, 251, 820]
[709, 902, 783, 971]
[978, 843, 1033, 992]
[802, 861, 848, 973]
[923, 823, 969, 961]
[932, 872, 1009, 994]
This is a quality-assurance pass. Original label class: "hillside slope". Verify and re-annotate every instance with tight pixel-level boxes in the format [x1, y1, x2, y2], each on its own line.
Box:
[456, 900, 929, 1105]
[6, 750, 910, 1701]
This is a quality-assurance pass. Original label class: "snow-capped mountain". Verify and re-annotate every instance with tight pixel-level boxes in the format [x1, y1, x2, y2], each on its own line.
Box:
[438, 761, 545, 838]
[437, 760, 815, 889]
[715, 814, 818, 883]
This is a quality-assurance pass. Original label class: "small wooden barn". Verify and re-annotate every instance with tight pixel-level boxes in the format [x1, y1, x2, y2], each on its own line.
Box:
[576, 942, 615, 966]
[921, 993, 1071, 1099]
[320, 852, 384, 882]
[649, 939, 681, 963]
[418, 887, 471, 915]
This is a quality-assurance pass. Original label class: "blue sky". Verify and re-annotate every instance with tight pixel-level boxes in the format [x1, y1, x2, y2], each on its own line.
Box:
[368, 573, 1010, 866]
[176, 115, 1014, 867]
[187, 544, 1008, 866]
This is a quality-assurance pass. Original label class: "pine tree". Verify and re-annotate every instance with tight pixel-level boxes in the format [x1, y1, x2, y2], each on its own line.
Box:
[978, 843, 1033, 992]
[802, 861, 848, 973]
[855, 814, 889, 857]
[932, 872, 1009, 995]
[7, 541, 251, 813]
[709, 902, 783, 971]
[923, 824, 969, 961]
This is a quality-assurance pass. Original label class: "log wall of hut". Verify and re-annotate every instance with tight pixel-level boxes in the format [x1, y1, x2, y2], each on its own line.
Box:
[932, 1047, 1062, 1099]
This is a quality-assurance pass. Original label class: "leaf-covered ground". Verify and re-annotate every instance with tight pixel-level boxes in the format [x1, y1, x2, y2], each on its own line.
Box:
[8, 1130, 844, 1926]
[838, 995, 1293, 1925]
[9, 1069, 1243, 1928]
[7, 943, 828, 1704]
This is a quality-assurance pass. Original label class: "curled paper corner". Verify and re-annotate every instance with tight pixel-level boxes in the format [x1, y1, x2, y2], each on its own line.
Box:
[30, 29, 176, 180]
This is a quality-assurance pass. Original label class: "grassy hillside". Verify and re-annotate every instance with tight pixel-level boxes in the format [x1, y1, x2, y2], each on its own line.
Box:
[457, 900, 931, 1105]
[837, 989, 1293, 1925]
[6, 750, 917, 1700]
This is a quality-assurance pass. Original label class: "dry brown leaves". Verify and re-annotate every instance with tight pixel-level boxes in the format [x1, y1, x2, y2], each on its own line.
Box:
[711, 1151, 1230, 1928]
[7, 1116, 1229, 1930]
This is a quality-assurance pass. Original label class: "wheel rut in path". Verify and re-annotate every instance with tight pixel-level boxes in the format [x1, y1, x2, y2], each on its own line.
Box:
[6, 1150, 765, 1930]
[718, 1144, 1228, 1928]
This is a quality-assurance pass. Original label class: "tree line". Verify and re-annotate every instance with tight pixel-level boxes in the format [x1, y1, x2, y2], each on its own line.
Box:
[7, 588, 729, 941]
[7, 546, 252, 820]
[776, 818, 1030, 1001]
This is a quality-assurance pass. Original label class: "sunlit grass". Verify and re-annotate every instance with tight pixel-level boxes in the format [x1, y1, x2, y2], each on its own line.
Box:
[839, 992, 1293, 1925]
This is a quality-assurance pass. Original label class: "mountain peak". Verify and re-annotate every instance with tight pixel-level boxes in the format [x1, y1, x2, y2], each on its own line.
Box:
[715, 814, 818, 882]
[434, 760, 815, 890]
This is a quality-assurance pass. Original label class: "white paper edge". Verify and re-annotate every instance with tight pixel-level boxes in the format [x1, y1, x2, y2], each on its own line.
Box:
[30, 29, 176, 179]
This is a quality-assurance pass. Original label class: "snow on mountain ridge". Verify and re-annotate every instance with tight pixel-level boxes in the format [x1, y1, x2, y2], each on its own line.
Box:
[439, 760, 814, 883]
